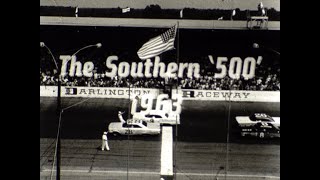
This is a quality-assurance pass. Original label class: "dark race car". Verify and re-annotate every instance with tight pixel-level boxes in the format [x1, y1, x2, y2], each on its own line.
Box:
[236, 113, 280, 129]
[240, 122, 280, 138]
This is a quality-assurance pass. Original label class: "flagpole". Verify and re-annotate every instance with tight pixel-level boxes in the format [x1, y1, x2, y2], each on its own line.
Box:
[174, 21, 179, 180]
[127, 78, 130, 180]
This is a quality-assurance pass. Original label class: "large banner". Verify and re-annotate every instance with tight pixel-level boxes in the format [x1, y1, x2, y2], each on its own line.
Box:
[57, 55, 264, 80]
[40, 26, 280, 90]
[40, 86, 159, 99]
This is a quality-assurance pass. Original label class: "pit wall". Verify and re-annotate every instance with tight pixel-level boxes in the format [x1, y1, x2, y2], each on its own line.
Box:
[40, 86, 280, 102]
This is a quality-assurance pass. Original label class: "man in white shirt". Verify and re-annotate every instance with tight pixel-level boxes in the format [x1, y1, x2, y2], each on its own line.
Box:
[118, 111, 126, 123]
[101, 131, 110, 151]
[130, 95, 140, 115]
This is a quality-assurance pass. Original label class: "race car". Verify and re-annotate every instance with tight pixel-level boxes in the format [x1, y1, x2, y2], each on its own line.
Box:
[132, 110, 180, 125]
[235, 113, 280, 129]
[108, 119, 160, 136]
[240, 122, 280, 138]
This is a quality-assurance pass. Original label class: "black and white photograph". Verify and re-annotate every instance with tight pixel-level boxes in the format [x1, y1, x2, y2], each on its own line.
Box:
[40, 0, 280, 179]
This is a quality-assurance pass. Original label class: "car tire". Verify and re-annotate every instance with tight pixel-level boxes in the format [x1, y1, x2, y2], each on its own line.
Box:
[113, 132, 120, 136]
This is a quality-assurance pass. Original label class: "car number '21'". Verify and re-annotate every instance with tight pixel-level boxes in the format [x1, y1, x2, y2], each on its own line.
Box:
[125, 129, 133, 134]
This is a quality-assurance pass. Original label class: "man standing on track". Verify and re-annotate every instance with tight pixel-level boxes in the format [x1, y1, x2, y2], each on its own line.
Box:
[101, 131, 110, 151]
[118, 111, 126, 123]
[131, 95, 140, 115]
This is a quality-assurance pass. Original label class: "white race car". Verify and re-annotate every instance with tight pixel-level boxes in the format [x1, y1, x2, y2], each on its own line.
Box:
[235, 113, 280, 129]
[108, 119, 160, 136]
[132, 110, 180, 125]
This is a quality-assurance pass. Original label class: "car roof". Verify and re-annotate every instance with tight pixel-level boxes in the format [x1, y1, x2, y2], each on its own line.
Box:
[127, 119, 144, 125]
[250, 113, 274, 121]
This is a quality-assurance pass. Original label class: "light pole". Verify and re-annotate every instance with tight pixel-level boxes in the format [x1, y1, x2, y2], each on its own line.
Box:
[253, 43, 280, 56]
[60, 43, 103, 70]
[73, 43, 102, 56]
[225, 82, 232, 180]
[41, 42, 101, 180]
[40, 42, 61, 180]
[253, 42, 280, 70]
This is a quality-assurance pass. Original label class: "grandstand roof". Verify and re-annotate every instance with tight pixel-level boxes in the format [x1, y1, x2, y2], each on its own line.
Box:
[40, 0, 280, 11]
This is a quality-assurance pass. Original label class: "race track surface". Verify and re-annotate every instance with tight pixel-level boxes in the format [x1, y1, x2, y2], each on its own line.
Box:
[40, 97, 280, 142]
[40, 138, 280, 180]
[40, 97, 280, 179]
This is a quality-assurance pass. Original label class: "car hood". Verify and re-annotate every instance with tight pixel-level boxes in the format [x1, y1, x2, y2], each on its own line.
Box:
[108, 122, 122, 130]
[235, 116, 251, 124]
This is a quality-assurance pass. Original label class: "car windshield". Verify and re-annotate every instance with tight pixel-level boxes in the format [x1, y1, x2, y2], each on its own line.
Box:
[260, 118, 273, 122]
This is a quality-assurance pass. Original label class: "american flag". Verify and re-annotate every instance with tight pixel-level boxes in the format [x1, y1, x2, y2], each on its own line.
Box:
[137, 25, 177, 60]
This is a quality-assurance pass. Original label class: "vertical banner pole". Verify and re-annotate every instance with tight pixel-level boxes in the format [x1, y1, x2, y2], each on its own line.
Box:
[174, 21, 180, 180]
[127, 80, 130, 180]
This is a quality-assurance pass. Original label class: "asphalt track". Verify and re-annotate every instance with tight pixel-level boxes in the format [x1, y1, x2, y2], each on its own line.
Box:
[40, 97, 280, 179]
[40, 138, 280, 180]
[40, 97, 280, 142]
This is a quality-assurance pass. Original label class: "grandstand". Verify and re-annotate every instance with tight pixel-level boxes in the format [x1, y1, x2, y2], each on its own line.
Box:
[40, 0, 280, 29]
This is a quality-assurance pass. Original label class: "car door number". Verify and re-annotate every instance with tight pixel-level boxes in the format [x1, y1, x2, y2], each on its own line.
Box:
[125, 129, 133, 134]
